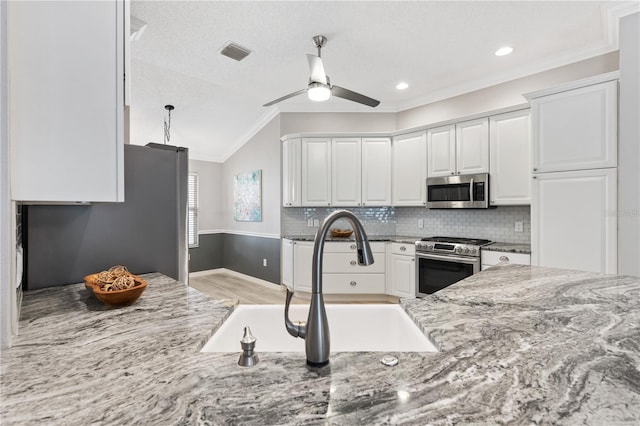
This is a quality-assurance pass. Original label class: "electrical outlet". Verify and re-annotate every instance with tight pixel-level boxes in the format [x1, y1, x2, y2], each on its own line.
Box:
[263, 258, 267, 267]
[313, 219, 319, 227]
[307, 218, 314, 227]
[417, 219, 424, 229]
[515, 221, 524, 233]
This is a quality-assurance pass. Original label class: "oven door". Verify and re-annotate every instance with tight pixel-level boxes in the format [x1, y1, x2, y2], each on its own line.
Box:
[415, 252, 480, 296]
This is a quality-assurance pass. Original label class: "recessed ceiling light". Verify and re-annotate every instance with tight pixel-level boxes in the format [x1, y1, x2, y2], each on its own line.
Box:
[495, 46, 514, 57]
[396, 82, 409, 90]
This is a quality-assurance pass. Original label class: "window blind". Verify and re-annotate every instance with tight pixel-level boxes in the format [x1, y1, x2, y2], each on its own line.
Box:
[188, 173, 199, 248]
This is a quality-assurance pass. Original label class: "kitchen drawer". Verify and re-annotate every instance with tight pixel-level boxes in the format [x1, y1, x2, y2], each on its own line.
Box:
[391, 242, 415, 256]
[323, 274, 386, 294]
[323, 253, 386, 273]
[325, 241, 386, 253]
[481, 250, 530, 266]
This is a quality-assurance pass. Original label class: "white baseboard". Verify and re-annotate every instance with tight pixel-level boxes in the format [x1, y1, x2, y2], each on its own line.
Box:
[189, 268, 280, 290]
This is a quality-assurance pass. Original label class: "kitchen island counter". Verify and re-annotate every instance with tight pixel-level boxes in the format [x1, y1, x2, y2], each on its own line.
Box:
[1, 266, 639, 424]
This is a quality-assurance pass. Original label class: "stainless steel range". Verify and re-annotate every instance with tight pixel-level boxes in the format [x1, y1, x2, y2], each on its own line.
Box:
[415, 236, 492, 297]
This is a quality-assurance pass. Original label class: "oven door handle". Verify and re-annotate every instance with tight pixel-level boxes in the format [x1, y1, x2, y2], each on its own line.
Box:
[417, 253, 479, 264]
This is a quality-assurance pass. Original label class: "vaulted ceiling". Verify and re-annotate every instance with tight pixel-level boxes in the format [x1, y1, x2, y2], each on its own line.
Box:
[129, 1, 633, 162]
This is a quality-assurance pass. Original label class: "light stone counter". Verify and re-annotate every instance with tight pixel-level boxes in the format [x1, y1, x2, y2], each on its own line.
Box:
[1, 267, 639, 425]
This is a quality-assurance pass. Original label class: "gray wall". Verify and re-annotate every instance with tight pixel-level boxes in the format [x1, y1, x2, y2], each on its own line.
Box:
[189, 233, 223, 272]
[222, 234, 281, 284]
[618, 12, 640, 277]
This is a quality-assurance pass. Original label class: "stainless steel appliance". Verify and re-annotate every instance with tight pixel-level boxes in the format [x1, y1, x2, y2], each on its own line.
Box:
[415, 237, 492, 296]
[426, 173, 490, 209]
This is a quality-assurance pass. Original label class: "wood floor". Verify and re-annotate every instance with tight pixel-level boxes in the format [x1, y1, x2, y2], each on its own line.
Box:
[189, 272, 396, 305]
[189, 272, 307, 304]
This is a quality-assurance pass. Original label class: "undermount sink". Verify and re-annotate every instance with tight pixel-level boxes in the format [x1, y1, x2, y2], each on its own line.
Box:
[201, 304, 437, 353]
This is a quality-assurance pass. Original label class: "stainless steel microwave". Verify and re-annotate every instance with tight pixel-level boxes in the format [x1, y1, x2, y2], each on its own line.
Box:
[426, 173, 490, 209]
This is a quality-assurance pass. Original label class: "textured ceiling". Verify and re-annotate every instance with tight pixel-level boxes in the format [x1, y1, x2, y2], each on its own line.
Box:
[129, 1, 632, 162]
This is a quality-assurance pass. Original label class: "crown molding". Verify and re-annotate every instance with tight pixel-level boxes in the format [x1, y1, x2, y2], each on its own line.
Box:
[220, 108, 279, 163]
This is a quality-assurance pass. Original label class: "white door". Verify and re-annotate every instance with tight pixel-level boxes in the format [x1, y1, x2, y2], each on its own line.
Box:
[281, 239, 294, 288]
[531, 168, 617, 274]
[392, 131, 427, 206]
[302, 138, 331, 206]
[456, 118, 489, 175]
[390, 255, 415, 298]
[9, 0, 125, 202]
[331, 138, 361, 206]
[362, 137, 392, 206]
[282, 138, 301, 207]
[427, 125, 456, 177]
[293, 242, 314, 293]
[530, 80, 618, 173]
[489, 110, 531, 205]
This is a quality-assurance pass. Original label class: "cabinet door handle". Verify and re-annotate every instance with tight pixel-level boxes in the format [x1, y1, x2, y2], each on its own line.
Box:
[533, 168, 537, 172]
[350, 281, 357, 287]
[499, 256, 510, 262]
[350, 260, 357, 266]
[350, 244, 356, 250]
[399, 246, 406, 251]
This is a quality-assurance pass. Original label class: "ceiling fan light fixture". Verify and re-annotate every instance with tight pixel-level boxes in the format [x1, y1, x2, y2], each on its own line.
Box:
[308, 82, 331, 102]
[396, 82, 409, 90]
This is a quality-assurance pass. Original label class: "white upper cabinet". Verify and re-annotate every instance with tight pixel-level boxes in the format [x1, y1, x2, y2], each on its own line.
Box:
[392, 131, 427, 206]
[427, 119, 489, 177]
[531, 168, 617, 274]
[282, 138, 301, 207]
[489, 110, 531, 205]
[9, 0, 126, 202]
[302, 138, 332, 206]
[361, 137, 392, 206]
[331, 138, 362, 206]
[528, 78, 618, 173]
[426, 125, 456, 177]
[456, 118, 489, 175]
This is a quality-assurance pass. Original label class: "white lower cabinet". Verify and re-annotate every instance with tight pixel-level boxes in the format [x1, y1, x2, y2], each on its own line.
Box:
[292, 241, 314, 293]
[531, 168, 617, 274]
[286, 241, 387, 295]
[481, 250, 530, 271]
[386, 243, 416, 299]
[281, 239, 294, 288]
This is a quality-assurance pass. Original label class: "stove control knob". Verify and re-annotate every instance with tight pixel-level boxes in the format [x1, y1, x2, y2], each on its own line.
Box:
[427, 244, 434, 250]
[464, 248, 470, 254]
[470, 248, 477, 254]
[455, 247, 463, 254]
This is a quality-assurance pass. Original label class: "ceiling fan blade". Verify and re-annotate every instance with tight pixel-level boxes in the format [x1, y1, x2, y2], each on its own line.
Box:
[263, 89, 307, 107]
[306, 54, 327, 84]
[331, 85, 380, 108]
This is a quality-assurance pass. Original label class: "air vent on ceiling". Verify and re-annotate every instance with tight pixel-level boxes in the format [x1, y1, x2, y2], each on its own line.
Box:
[220, 42, 252, 62]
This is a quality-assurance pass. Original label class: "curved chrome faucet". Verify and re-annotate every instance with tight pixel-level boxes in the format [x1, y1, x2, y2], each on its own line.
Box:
[285, 209, 374, 367]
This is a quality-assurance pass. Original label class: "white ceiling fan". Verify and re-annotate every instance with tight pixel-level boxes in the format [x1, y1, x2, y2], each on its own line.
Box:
[263, 35, 380, 108]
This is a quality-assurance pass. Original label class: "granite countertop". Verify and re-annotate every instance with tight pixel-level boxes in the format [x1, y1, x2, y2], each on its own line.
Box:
[2, 267, 639, 424]
[482, 241, 532, 254]
[284, 234, 420, 244]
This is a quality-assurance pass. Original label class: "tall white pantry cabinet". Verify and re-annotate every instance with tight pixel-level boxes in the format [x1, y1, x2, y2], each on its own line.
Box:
[526, 73, 618, 274]
[8, 1, 128, 202]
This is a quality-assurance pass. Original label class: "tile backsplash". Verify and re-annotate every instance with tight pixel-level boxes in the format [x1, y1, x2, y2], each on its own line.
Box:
[282, 205, 531, 244]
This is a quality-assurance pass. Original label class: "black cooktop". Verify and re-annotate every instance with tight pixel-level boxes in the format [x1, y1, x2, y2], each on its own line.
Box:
[421, 236, 492, 246]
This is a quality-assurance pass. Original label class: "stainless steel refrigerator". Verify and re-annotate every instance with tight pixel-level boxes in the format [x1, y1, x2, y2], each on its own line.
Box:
[24, 143, 189, 289]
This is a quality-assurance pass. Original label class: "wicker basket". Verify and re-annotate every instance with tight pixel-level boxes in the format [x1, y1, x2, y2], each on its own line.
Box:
[84, 273, 147, 306]
[330, 228, 353, 238]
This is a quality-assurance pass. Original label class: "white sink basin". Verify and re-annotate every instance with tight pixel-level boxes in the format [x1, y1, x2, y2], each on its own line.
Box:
[201, 304, 437, 353]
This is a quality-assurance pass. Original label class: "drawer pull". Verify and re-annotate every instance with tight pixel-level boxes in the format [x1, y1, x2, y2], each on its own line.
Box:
[350, 281, 357, 287]
[499, 256, 510, 262]
[350, 244, 357, 250]
[399, 246, 406, 251]
[350, 260, 357, 266]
